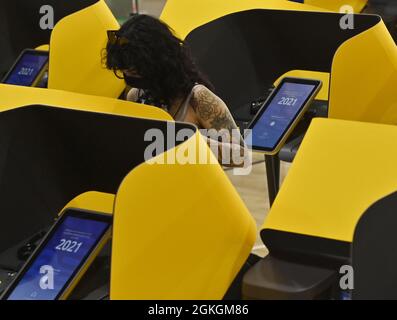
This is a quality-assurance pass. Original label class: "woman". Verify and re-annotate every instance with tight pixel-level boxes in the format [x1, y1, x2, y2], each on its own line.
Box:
[106, 14, 248, 167]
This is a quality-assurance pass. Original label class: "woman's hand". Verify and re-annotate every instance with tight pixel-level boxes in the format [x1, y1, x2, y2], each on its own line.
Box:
[126, 87, 139, 102]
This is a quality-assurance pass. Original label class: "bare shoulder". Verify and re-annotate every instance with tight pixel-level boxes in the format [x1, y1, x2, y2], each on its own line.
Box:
[191, 85, 224, 107]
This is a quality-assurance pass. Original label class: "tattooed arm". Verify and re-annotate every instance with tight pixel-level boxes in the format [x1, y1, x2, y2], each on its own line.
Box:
[191, 85, 250, 168]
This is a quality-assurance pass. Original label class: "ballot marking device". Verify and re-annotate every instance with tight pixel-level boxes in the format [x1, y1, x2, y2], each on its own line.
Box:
[245, 77, 322, 155]
[2, 49, 49, 87]
[0, 209, 112, 300]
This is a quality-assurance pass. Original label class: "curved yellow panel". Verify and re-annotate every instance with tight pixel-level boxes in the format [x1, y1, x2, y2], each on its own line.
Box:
[263, 118, 397, 242]
[0, 84, 172, 121]
[161, 0, 326, 39]
[111, 133, 256, 299]
[61, 191, 115, 216]
[35, 44, 49, 51]
[48, 0, 124, 98]
[329, 21, 397, 124]
[274, 70, 330, 101]
[305, 0, 367, 13]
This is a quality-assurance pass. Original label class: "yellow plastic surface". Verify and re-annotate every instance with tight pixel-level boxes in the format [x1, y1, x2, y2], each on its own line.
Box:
[329, 20, 397, 125]
[0, 84, 172, 121]
[61, 191, 115, 216]
[58, 191, 114, 299]
[161, 0, 326, 39]
[48, 0, 124, 98]
[305, 0, 367, 12]
[274, 70, 330, 101]
[111, 133, 257, 299]
[35, 44, 49, 51]
[263, 118, 397, 243]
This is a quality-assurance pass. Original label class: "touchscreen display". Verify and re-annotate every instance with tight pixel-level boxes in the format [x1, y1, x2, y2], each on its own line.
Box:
[245, 82, 316, 151]
[4, 52, 48, 86]
[6, 215, 110, 300]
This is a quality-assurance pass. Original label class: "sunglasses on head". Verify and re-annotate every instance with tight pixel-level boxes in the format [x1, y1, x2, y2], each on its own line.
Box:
[107, 30, 130, 46]
[113, 69, 141, 80]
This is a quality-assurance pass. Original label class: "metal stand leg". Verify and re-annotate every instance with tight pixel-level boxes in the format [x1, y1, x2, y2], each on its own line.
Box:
[265, 154, 280, 207]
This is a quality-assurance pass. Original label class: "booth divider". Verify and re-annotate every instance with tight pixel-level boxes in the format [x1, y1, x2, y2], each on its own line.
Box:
[0, 0, 99, 77]
[329, 20, 397, 124]
[161, 0, 326, 40]
[0, 84, 172, 120]
[0, 102, 256, 300]
[0, 105, 173, 253]
[48, 0, 124, 98]
[111, 130, 256, 299]
[184, 9, 379, 121]
[242, 118, 397, 299]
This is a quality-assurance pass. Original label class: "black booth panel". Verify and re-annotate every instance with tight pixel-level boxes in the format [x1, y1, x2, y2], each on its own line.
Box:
[365, 0, 397, 42]
[352, 191, 397, 300]
[260, 228, 351, 268]
[185, 9, 380, 119]
[0, 105, 194, 253]
[0, 7, 14, 79]
[0, 0, 99, 77]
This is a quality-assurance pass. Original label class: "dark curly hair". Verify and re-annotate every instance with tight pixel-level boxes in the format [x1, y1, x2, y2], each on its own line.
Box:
[106, 14, 213, 106]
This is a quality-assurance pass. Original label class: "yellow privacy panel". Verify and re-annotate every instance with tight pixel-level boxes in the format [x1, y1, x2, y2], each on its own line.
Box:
[111, 133, 256, 300]
[161, 0, 324, 39]
[263, 118, 397, 243]
[274, 70, 330, 101]
[48, 0, 124, 98]
[305, 0, 367, 12]
[0, 84, 172, 120]
[61, 192, 115, 216]
[35, 44, 49, 51]
[329, 20, 397, 124]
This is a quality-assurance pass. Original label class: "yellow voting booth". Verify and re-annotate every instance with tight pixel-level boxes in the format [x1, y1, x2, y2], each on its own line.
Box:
[52, 120, 256, 300]
[2, 0, 125, 98]
[263, 118, 397, 242]
[0, 84, 170, 120]
[159, 0, 397, 299]
[242, 118, 397, 299]
[305, 0, 367, 12]
[163, 0, 396, 126]
[161, 0, 325, 39]
[329, 20, 397, 125]
[169, 2, 396, 206]
[48, 0, 124, 98]
[111, 132, 256, 300]
[0, 83, 173, 255]
[0, 81, 256, 300]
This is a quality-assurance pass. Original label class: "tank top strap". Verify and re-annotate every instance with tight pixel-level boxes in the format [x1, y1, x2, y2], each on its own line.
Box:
[173, 83, 200, 121]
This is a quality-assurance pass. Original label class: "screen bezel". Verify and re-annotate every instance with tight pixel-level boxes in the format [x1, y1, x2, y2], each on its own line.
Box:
[246, 77, 322, 153]
[0, 209, 112, 300]
[2, 49, 49, 86]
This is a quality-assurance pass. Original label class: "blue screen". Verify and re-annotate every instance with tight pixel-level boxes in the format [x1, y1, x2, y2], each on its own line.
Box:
[246, 82, 315, 150]
[7, 216, 109, 300]
[4, 52, 48, 86]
